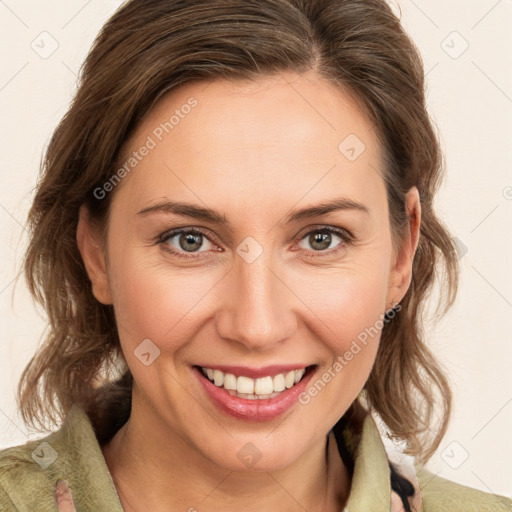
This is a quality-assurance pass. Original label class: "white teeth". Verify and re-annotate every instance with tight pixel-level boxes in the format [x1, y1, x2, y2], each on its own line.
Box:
[237, 376, 254, 394]
[294, 369, 305, 384]
[213, 369, 224, 386]
[254, 376, 273, 395]
[200, 366, 311, 398]
[273, 373, 286, 391]
[223, 373, 237, 390]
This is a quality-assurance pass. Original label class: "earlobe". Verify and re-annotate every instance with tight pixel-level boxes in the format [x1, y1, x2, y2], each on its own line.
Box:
[387, 187, 421, 306]
[76, 205, 113, 305]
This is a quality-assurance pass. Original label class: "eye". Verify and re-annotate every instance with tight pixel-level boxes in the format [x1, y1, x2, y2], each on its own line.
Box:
[295, 226, 353, 257]
[157, 225, 353, 260]
[158, 227, 219, 259]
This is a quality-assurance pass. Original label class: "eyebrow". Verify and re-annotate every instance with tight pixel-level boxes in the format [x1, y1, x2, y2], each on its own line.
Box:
[137, 197, 369, 226]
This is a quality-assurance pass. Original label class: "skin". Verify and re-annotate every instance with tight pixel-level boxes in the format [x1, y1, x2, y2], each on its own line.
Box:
[77, 71, 421, 512]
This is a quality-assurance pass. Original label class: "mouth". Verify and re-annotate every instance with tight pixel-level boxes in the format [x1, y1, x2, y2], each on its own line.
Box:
[194, 364, 317, 400]
[192, 363, 318, 421]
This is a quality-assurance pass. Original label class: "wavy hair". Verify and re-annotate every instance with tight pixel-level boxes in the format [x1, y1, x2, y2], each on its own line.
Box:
[17, 0, 458, 464]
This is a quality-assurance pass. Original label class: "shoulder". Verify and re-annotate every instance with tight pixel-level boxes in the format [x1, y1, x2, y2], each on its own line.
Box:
[0, 427, 63, 511]
[0, 404, 114, 511]
[415, 465, 512, 512]
[0, 404, 124, 511]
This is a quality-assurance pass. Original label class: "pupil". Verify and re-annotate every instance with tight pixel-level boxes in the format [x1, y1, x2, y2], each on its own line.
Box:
[180, 233, 202, 252]
[311, 231, 330, 250]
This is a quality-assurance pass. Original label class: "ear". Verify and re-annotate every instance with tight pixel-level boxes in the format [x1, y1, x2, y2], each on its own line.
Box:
[386, 186, 421, 308]
[76, 204, 113, 305]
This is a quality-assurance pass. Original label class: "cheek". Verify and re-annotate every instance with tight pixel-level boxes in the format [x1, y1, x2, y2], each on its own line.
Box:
[292, 256, 390, 390]
[294, 267, 389, 418]
[333, 281, 386, 340]
[292, 254, 390, 345]
[107, 245, 221, 347]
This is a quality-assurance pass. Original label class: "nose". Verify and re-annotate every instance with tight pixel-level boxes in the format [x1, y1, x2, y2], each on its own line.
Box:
[215, 249, 297, 352]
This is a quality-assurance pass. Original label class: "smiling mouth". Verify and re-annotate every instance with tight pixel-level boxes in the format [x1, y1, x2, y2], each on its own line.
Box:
[194, 364, 317, 400]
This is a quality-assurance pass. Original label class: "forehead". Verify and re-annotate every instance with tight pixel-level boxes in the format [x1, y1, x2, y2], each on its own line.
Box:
[113, 71, 386, 215]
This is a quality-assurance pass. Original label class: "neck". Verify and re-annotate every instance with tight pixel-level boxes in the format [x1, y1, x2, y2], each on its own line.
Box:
[101, 396, 351, 512]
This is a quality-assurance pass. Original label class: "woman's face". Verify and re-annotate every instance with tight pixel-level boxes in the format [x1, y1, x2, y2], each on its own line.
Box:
[79, 71, 419, 472]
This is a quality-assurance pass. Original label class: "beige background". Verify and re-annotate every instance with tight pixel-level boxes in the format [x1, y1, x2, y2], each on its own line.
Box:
[0, 0, 511, 498]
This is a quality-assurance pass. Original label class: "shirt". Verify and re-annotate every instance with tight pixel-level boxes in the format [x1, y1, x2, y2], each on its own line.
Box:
[0, 403, 510, 511]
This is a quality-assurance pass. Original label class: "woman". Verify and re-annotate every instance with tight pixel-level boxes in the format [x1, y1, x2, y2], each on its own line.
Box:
[0, 0, 510, 510]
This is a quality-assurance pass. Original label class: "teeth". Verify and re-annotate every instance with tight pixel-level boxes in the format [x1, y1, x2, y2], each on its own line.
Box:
[294, 369, 305, 384]
[237, 376, 254, 394]
[273, 373, 285, 391]
[254, 376, 273, 395]
[227, 389, 281, 399]
[213, 369, 224, 387]
[285, 371, 295, 389]
[200, 366, 310, 398]
[223, 373, 237, 390]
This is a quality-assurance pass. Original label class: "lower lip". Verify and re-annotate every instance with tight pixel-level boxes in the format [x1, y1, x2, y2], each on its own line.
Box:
[192, 365, 317, 422]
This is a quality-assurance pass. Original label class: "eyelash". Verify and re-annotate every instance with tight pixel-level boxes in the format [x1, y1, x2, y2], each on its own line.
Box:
[157, 225, 354, 260]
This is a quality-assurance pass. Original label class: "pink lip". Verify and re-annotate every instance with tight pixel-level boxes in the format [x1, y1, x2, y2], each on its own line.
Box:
[193, 364, 311, 379]
[192, 365, 317, 422]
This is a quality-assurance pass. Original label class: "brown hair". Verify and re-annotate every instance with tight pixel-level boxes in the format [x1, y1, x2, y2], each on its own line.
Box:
[17, 0, 458, 464]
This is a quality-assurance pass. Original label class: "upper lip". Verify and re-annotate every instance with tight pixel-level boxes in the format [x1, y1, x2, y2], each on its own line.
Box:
[194, 364, 314, 379]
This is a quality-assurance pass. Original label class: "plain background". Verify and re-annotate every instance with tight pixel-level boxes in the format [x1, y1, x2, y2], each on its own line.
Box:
[0, 0, 511, 498]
